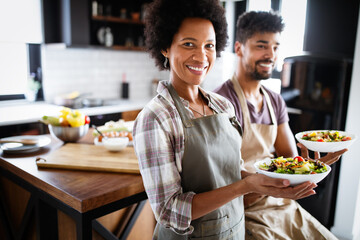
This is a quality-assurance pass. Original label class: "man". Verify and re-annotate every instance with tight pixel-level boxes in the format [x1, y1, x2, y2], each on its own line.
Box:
[214, 11, 345, 239]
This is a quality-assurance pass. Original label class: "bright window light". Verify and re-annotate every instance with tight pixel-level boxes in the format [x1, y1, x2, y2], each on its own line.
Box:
[0, 43, 28, 95]
[246, 0, 307, 72]
[0, 0, 42, 97]
[247, 0, 271, 11]
[277, 0, 307, 71]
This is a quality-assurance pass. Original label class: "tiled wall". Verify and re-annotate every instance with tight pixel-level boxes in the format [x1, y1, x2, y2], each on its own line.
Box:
[41, 46, 236, 103]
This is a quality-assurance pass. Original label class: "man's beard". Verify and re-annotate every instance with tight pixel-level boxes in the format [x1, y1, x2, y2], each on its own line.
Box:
[246, 60, 273, 80]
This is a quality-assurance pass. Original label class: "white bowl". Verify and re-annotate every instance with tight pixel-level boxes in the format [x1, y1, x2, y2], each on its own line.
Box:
[102, 137, 129, 152]
[254, 159, 331, 186]
[295, 130, 356, 153]
[94, 136, 133, 146]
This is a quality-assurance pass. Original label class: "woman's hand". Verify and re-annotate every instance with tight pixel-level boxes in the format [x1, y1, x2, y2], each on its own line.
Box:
[243, 173, 317, 200]
[297, 142, 347, 165]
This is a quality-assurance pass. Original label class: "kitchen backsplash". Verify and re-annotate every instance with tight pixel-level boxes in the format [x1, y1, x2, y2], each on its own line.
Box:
[41, 46, 236, 103]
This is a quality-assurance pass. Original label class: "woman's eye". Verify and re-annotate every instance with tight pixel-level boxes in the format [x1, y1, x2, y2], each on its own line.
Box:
[183, 42, 194, 47]
[206, 43, 215, 48]
[257, 45, 266, 49]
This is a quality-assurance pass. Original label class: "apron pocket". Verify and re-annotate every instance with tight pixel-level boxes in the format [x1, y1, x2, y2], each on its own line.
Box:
[191, 214, 244, 239]
[200, 215, 230, 237]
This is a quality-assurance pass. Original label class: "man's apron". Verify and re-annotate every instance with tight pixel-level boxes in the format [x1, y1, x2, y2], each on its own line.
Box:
[153, 82, 245, 239]
[231, 75, 338, 240]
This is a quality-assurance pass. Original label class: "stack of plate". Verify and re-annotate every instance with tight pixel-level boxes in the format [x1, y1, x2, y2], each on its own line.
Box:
[0, 136, 51, 154]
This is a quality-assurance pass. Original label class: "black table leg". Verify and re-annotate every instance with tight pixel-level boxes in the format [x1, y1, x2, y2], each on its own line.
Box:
[36, 198, 59, 240]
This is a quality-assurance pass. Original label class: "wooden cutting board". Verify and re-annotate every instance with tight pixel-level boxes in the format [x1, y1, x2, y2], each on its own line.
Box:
[36, 143, 140, 174]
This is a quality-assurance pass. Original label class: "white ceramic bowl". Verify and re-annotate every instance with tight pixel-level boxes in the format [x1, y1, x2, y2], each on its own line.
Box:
[295, 130, 356, 152]
[49, 124, 89, 142]
[254, 159, 331, 186]
[102, 137, 129, 152]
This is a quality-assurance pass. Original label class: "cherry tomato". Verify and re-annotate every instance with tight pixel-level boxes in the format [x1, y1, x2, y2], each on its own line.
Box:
[85, 115, 91, 125]
[294, 156, 304, 162]
[317, 139, 325, 142]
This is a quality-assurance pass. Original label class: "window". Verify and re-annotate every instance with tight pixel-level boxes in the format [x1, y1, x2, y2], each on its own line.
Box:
[0, 0, 42, 101]
[0, 43, 28, 97]
[247, 0, 308, 72]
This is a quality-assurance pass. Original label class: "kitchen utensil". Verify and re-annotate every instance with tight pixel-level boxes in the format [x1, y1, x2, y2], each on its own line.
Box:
[81, 98, 104, 107]
[54, 92, 91, 107]
[0, 139, 39, 145]
[92, 125, 106, 139]
[49, 124, 89, 143]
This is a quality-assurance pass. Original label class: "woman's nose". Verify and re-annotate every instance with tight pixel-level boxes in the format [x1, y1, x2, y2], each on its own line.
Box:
[192, 48, 207, 62]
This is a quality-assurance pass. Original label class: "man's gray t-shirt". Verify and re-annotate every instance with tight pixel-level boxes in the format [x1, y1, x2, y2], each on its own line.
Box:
[214, 79, 289, 129]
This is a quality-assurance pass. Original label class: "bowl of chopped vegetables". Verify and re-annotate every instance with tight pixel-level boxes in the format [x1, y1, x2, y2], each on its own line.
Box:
[295, 130, 356, 153]
[254, 156, 331, 186]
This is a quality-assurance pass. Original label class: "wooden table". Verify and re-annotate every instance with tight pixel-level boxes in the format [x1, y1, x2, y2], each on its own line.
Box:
[0, 134, 147, 240]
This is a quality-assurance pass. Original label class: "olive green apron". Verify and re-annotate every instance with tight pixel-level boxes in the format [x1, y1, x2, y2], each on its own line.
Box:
[153, 82, 245, 239]
[231, 75, 338, 240]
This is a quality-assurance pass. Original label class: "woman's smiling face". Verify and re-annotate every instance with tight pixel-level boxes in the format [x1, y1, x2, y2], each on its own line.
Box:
[165, 18, 216, 87]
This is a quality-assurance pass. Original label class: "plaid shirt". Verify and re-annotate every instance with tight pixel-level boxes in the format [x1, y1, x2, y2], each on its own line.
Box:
[133, 80, 236, 235]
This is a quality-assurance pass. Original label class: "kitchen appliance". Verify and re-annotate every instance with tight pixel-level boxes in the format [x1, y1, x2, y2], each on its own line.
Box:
[281, 53, 353, 229]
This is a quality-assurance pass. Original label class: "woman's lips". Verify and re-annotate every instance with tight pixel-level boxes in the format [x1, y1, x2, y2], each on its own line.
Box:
[187, 65, 208, 75]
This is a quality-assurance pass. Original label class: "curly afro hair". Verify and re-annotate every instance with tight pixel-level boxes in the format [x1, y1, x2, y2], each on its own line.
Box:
[236, 11, 284, 44]
[144, 0, 228, 71]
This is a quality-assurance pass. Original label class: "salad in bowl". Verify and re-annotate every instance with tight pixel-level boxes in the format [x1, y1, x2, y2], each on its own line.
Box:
[295, 130, 356, 152]
[254, 156, 331, 186]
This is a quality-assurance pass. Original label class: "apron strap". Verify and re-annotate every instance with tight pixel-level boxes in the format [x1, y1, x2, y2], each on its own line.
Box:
[166, 81, 194, 127]
[231, 74, 277, 127]
[260, 86, 277, 126]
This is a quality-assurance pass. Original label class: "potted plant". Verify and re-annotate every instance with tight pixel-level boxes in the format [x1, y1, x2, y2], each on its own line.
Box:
[25, 73, 41, 102]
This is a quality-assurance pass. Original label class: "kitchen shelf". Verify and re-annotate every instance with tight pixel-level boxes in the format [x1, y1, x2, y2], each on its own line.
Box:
[92, 16, 145, 25]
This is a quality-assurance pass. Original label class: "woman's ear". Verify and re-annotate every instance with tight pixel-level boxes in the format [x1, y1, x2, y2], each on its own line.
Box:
[161, 50, 168, 58]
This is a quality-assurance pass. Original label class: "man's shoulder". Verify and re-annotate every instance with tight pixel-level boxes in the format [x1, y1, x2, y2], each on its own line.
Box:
[213, 79, 233, 94]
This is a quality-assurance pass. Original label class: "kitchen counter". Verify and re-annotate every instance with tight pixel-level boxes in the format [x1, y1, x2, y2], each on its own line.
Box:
[0, 133, 148, 239]
[0, 99, 149, 126]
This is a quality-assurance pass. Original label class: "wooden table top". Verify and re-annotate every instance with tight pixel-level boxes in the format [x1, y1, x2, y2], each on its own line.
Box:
[0, 130, 145, 213]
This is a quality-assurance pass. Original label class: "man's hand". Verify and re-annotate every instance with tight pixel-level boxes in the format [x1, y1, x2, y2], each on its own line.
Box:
[297, 142, 347, 165]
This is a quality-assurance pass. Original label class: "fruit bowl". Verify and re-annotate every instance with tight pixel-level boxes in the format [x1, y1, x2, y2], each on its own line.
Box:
[254, 159, 331, 186]
[49, 124, 89, 142]
[295, 130, 356, 152]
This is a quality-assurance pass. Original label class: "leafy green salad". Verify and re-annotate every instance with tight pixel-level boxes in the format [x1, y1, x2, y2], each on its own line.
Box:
[259, 156, 328, 174]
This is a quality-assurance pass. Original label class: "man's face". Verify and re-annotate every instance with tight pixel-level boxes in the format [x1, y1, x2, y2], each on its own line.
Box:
[238, 32, 281, 80]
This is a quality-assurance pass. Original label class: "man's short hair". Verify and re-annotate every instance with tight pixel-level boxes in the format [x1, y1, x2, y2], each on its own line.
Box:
[235, 11, 284, 44]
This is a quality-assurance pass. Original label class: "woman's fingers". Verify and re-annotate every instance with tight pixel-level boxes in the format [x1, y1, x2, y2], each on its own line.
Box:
[257, 175, 317, 199]
[256, 174, 290, 188]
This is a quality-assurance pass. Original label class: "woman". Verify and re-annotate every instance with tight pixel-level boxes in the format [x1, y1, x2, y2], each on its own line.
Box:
[133, 0, 316, 239]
